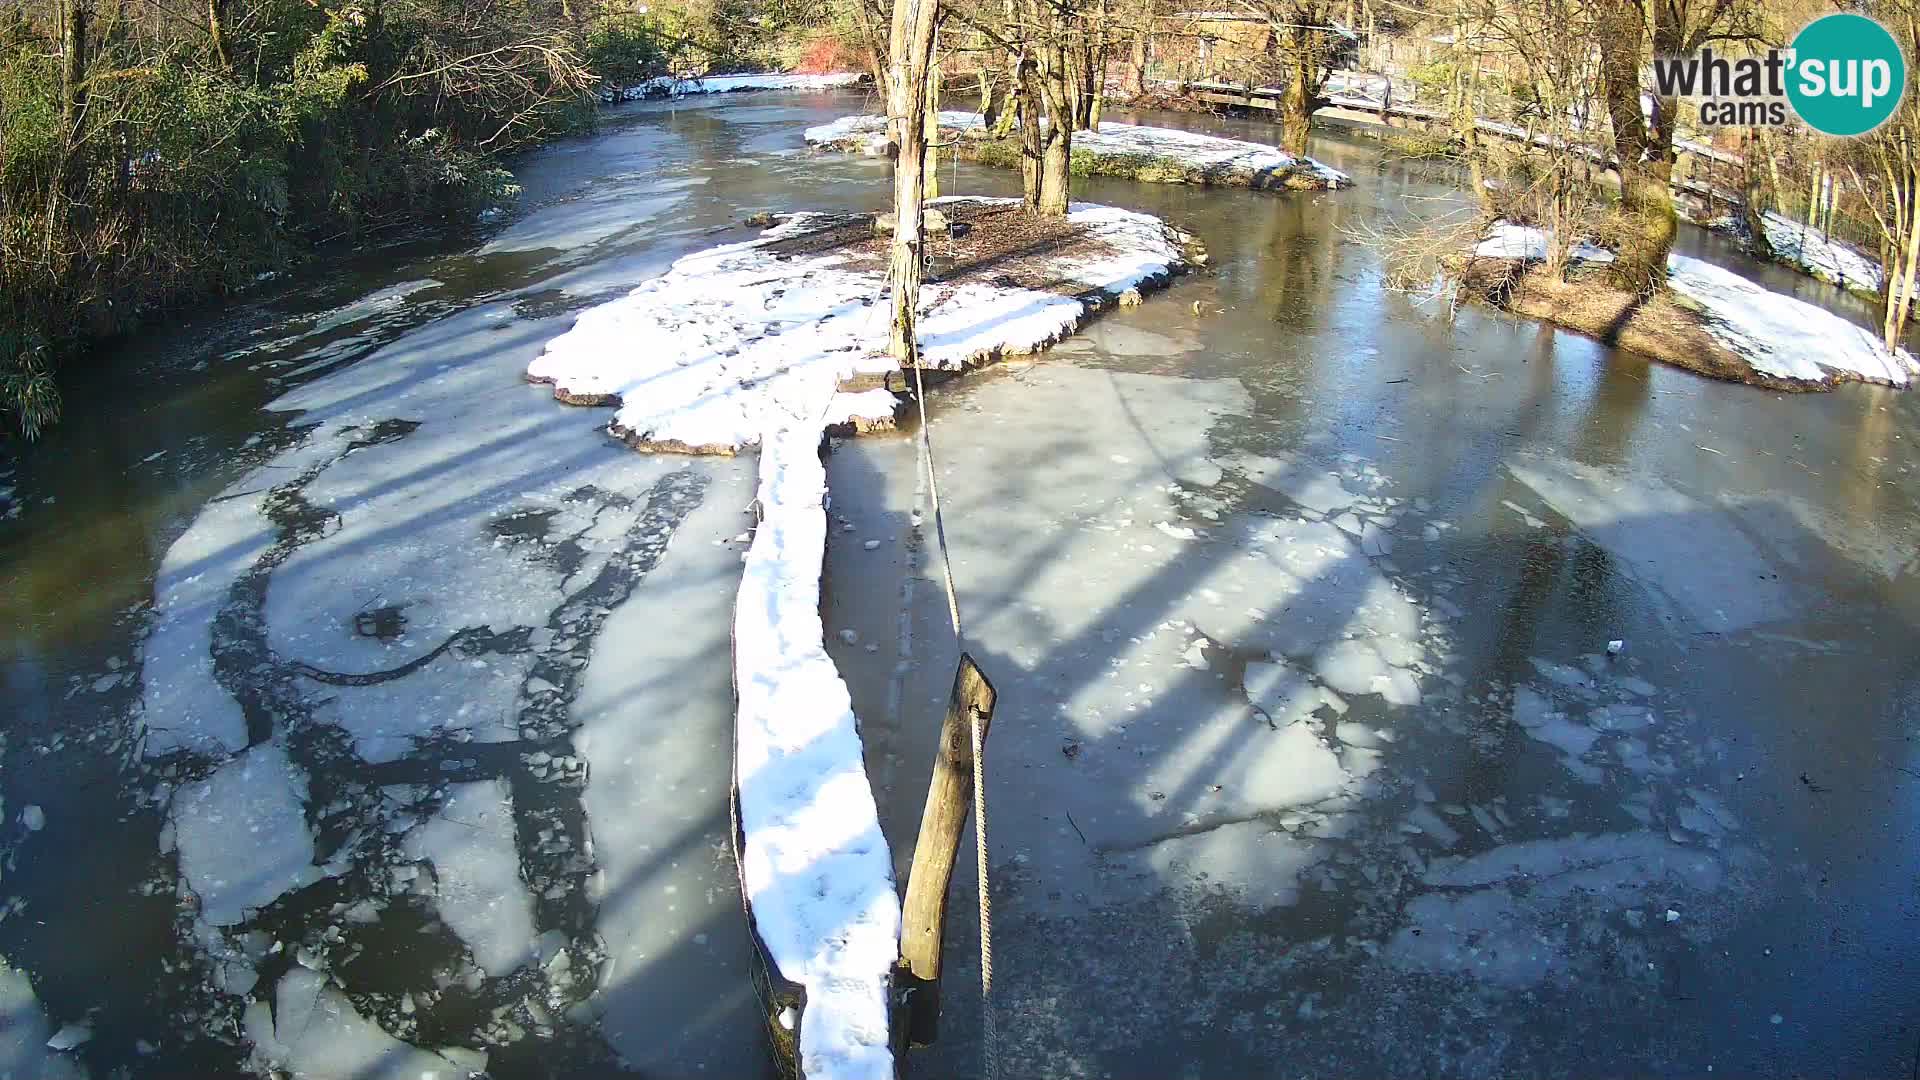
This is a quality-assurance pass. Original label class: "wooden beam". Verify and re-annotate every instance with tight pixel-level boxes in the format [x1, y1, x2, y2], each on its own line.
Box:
[897, 653, 997, 1047]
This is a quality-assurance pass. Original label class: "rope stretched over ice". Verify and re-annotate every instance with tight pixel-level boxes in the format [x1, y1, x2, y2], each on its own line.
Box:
[907, 357, 996, 1080]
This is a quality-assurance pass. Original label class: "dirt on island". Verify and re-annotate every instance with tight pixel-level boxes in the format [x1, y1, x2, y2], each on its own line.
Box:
[1456, 259, 1817, 392]
[761, 199, 1105, 291]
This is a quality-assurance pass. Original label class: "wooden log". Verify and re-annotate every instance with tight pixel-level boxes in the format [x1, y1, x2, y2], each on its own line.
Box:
[896, 653, 997, 1047]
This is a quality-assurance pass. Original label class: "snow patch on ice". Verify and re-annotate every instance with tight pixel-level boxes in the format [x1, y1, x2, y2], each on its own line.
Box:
[734, 425, 898, 1080]
[1475, 222, 1915, 387]
[1474, 221, 1615, 264]
[529, 198, 1190, 452]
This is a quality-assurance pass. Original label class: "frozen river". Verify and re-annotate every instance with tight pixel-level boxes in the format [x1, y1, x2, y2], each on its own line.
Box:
[2, 91, 1918, 1078]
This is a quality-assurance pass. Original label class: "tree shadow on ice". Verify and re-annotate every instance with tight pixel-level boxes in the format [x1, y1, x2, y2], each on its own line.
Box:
[824, 362, 1914, 1079]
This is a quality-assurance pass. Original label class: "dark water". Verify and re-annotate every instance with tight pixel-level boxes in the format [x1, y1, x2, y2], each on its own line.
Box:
[0, 91, 1915, 1078]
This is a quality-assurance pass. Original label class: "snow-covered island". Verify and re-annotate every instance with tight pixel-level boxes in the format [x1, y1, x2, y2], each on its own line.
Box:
[1467, 222, 1917, 390]
[527, 196, 1197, 1080]
[805, 111, 1351, 191]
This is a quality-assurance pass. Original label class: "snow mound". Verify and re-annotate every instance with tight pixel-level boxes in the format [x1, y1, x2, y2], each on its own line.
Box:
[804, 112, 1351, 187]
[1758, 211, 1884, 296]
[1474, 221, 1614, 264]
[1667, 254, 1916, 387]
[735, 424, 900, 1080]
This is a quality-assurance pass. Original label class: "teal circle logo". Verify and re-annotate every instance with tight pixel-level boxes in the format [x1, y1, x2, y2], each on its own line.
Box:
[1787, 13, 1907, 136]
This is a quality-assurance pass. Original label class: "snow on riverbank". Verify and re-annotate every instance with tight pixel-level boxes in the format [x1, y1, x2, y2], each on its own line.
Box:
[1755, 211, 1885, 296]
[529, 196, 1191, 1079]
[804, 111, 1351, 189]
[606, 72, 865, 102]
[1666, 255, 1915, 387]
[1475, 223, 1916, 388]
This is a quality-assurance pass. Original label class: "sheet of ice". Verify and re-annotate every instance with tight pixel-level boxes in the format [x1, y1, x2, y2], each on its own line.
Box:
[0, 961, 86, 1080]
[803, 112, 1350, 185]
[528, 198, 1189, 451]
[140, 490, 268, 757]
[1759, 211, 1884, 295]
[245, 967, 484, 1079]
[402, 780, 536, 978]
[734, 425, 899, 1080]
[1388, 833, 1725, 987]
[1508, 457, 1797, 632]
[1667, 254, 1916, 387]
[571, 458, 766, 1075]
[169, 744, 323, 926]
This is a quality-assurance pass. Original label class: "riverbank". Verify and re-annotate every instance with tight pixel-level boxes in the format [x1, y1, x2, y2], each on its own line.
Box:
[805, 112, 1349, 191]
[1461, 224, 1916, 391]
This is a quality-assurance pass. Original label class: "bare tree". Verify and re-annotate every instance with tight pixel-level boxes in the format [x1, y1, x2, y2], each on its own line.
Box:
[885, 0, 941, 361]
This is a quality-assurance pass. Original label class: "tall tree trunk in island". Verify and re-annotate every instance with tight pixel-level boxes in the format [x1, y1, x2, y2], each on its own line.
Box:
[1597, 0, 1673, 296]
[1278, 31, 1313, 157]
[1087, 0, 1109, 128]
[1016, 54, 1045, 210]
[886, 0, 942, 364]
[1894, 151, 1920, 349]
[1039, 44, 1075, 213]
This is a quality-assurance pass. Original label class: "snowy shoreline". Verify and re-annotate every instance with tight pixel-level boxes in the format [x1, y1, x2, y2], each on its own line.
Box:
[603, 71, 866, 103]
[528, 197, 1194, 1079]
[805, 111, 1351, 191]
[1470, 222, 1917, 390]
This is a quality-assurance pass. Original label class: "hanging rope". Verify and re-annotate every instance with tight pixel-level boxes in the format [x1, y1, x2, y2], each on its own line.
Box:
[907, 357, 995, 1080]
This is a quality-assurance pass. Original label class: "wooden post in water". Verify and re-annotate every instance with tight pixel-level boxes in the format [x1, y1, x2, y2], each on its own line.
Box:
[897, 653, 996, 1047]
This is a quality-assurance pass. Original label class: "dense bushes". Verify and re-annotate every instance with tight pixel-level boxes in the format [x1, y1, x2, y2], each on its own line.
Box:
[0, 0, 863, 439]
[0, 0, 613, 437]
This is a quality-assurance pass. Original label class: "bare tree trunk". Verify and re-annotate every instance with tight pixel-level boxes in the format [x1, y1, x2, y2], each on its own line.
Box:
[1088, 0, 1109, 128]
[1039, 42, 1074, 213]
[850, 0, 890, 95]
[886, 0, 942, 363]
[1016, 55, 1044, 209]
[1129, 0, 1151, 96]
[61, 0, 88, 142]
[1597, 0, 1673, 296]
[206, 0, 230, 69]
[924, 60, 942, 200]
[1894, 159, 1920, 346]
[1740, 129, 1773, 260]
[1279, 34, 1313, 156]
